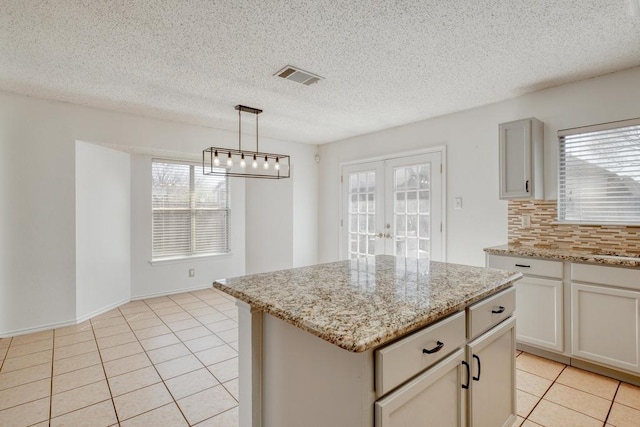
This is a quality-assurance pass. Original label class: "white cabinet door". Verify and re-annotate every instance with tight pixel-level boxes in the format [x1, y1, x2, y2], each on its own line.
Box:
[572, 283, 640, 373]
[375, 349, 465, 427]
[515, 277, 563, 351]
[467, 317, 517, 427]
[498, 118, 543, 199]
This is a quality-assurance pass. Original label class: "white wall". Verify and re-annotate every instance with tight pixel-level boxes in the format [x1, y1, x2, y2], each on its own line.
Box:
[76, 141, 131, 320]
[318, 66, 640, 267]
[244, 140, 319, 274]
[0, 90, 317, 336]
[130, 155, 246, 298]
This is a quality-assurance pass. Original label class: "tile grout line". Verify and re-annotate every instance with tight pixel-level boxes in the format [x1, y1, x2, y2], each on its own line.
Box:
[48, 331, 55, 424]
[90, 316, 121, 427]
[519, 358, 621, 426]
[522, 363, 567, 422]
[603, 382, 621, 425]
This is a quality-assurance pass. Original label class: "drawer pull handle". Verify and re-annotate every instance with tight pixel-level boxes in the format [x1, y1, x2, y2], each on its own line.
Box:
[422, 341, 444, 354]
[461, 361, 470, 389]
[492, 306, 506, 314]
[473, 354, 481, 381]
[515, 264, 530, 268]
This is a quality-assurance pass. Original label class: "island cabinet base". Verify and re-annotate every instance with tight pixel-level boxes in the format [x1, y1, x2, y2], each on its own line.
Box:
[238, 293, 517, 427]
[238, 301, 375, 427]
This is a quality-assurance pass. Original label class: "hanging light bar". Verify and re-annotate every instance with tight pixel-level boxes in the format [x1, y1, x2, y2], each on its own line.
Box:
[203, 105, 291, 179]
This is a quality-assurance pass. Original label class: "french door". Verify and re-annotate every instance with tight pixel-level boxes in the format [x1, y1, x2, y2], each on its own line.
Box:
[341, 152, 443, 260]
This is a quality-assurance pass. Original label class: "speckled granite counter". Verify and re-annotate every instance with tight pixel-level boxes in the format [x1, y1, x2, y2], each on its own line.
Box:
[484, 244, 640, 268]
[213, 255, 521, 353]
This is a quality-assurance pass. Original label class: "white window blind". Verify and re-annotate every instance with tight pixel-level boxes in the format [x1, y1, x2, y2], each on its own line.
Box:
[152, 160, 229, 259]
[559, 118, 640, 224]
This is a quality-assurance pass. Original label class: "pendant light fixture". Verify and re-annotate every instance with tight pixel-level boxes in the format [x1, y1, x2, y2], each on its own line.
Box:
[203, 105, 290, 179]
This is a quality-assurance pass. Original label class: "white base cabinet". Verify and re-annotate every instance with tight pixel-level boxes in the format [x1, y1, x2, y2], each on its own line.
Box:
[237, 289, 517, 427]
[375, 349, 466, 427]
[571, 282, 640, 373]
[486, 254, 563, 353]
[515, 277, 563, 351]
[467, 317, 517, 427]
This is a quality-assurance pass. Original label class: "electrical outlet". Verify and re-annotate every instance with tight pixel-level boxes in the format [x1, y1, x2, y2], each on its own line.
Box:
[189, 268, 195, 278]
[454, 197, 463, 210]
[521, 215, 531, 228]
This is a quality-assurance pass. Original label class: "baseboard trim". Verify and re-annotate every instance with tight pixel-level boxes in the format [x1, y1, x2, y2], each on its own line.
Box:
[0, 318, 77, 339]
[517, 342, 640, 386]
[131, 283, 212, 301]
[1, 285, 214, 338]
[76, 297, 131, 324]
[517, 343, 571, 365]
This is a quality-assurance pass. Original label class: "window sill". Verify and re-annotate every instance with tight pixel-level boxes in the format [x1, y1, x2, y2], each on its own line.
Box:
[149, 253, 233, 266]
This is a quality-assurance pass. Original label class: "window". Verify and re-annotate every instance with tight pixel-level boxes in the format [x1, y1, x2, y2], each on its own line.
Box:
[152, 160, 229, 260]
[559, 118, 640, 224]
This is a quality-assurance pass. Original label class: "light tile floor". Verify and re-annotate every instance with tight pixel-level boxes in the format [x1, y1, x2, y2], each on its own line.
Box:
[0, 288, 239, 427]
[2, 290, 640, 426]
[514, 350, 640, 427]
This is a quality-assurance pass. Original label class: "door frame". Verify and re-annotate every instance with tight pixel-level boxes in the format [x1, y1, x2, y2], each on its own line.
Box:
[338, 145, 447, 261]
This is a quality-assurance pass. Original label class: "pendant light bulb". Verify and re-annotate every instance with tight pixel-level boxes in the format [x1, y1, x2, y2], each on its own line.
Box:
[240, 153, 246, 168]
[263, 156, 269, 169]
[252, 154, 258, 169]
[213, 150, 220, 167]
[275, 157, 280, 171]
[226, 152, 233, 167]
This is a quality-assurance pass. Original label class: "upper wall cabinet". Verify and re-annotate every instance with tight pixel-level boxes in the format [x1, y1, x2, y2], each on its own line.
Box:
[498, 118, 544, 199]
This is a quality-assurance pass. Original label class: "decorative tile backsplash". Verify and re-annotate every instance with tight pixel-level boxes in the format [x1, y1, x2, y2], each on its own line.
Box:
[508, 200, 640, 255]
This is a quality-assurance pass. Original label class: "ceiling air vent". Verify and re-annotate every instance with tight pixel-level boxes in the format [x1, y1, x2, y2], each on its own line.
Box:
[274, 65, 323, 86]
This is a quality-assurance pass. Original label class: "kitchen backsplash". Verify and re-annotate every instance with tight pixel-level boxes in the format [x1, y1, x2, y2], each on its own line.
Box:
[508, 200, 640, 255]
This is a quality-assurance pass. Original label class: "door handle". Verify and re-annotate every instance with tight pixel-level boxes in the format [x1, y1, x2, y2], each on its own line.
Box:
[472, 354, 481, 381]
[492, 306, 506, 314]
[461, 361, 470, 389]
[422, 341, 444, 354]
[525, 180, 529, 193]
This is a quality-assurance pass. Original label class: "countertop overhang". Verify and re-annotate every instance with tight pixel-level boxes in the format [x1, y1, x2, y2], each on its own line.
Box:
[484, 245, 640, 268]
[213, 255, 521, 352]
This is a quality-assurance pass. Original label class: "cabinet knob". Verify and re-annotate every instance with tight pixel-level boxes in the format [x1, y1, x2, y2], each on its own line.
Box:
[422, 341, 444, 354]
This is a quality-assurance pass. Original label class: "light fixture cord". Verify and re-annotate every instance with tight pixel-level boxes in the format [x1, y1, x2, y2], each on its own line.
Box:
[238, 107, 242, 151]
[256, 110, 259, 153]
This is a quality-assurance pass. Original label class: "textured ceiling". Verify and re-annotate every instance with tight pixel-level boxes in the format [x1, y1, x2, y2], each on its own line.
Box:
[1, 1, 640, 145]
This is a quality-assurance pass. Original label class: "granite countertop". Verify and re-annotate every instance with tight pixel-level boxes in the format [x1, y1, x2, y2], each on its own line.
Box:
[213, 255, 521, 353]
[484, 244, 640, 268]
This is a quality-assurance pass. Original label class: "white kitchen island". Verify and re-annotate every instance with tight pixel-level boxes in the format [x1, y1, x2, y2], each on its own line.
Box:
[214, 255, 522, 427]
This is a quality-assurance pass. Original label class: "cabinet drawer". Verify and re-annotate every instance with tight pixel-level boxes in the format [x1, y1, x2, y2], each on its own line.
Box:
[375, 311, 465, 397]
[375, 349, 465, 427]
[467, 287, 515, 340]
[572, 263, 640, 291]
[487, 254, 563, 279]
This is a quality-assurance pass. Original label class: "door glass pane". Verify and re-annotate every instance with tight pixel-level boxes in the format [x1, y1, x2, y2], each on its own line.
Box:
[396, 214, 406, 237]
[394, 163, 432, 259]
[396, 192, 406, 213]
[347, 170, 377, 258]
[419, 191, 429, 213]
[407, 191, 418, 214]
